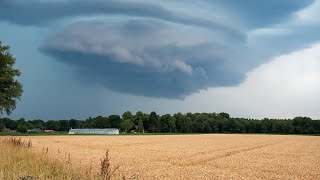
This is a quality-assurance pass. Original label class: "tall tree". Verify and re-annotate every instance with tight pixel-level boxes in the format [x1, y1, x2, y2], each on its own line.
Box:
[122, 111, 133, 122]
[219, 112, 230, 119]
[120, 119, 132, 133]
[138, 119, 144, 133]
[69, 119, 79, 129]
[92, 116, 109, 128]
[29, 119, 45, 129]
[45, 120, 60, 131]
[160, 114, 176, 133]
[148, 112, 160, 133]
[109, 115, 121, 128]
[0, 42, 23, 115]
[174, 113, 188, 133]
[134, 111, 144, 125]
[121, 111, 133, 132]
[135, 111, 145, 133]
[0, 120, 5, 131]
[59, 120, 70, 131]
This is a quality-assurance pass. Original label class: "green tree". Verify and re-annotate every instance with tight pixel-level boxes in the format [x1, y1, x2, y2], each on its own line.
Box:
[16, 118, 28, 133]
[1, 117, 17, 130]
[45, 120, 60, 131]
[292, 117, 313, 134]
[109, 115, 121, 128]
[69, 119, 79, 129]
[219, 112, 230, 119]
[120, 119, 132, 133]
[0, 42, 23, 115]
[29, 119, 45, 129]
[168, 116, 176, 133]
[16, 123, 27, 133]
[160, 114, 176, 133]
[160, 114, 170, 133]
[59, 120, 70, 131]
[174, 113, 188, 133]
[138, 119, 144, 133]
[92, 116, 109, 128]
[135, 111, 146, 133]
[121, 111, 133, 132]
[83, 117, 94, 128]
[134, 111, 145, 126]
[148, 112, 160, 133]
[191, 113, 212, 133]
[0, 120, 5, 131]
[122, 111, 133, 122]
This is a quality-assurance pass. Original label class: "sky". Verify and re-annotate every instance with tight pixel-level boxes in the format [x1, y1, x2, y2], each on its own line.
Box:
[1, 0, 320, 120]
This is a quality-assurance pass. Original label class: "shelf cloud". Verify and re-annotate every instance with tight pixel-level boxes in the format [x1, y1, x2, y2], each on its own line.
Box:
[2, 0, 319, 100]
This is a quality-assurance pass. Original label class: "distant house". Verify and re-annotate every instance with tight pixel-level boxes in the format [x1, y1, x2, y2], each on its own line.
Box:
[27, 128, 42, 133]
[68, 128, 119, 135]
[1, 128, 16, 133]
[1, 128, 10, 132]
[43, 130, 55, 133]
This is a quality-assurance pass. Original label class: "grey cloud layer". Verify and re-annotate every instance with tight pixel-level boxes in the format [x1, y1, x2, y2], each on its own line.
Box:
[213, 0, 314, 28]
[0, 0, 244, 40]
[2, 0, 319, 99]
[40, 20, 244, 98]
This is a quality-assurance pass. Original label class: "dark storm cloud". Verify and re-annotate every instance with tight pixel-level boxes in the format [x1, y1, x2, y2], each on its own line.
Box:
[40, 20, 244, 98]
[0, 0, 244, 40]
[2, 0, 318, 99]
[207, 0, 314, 28]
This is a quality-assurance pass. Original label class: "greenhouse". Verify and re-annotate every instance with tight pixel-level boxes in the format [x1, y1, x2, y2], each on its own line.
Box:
[68, 128, 119, 135]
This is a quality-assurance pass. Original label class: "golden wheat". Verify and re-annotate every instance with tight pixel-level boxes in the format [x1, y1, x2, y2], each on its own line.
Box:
[4, 134, 320, 179]
[0, 137, 122, 180]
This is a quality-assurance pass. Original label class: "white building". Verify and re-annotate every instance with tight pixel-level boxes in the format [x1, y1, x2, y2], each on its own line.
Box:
[68, 128, 119, 135]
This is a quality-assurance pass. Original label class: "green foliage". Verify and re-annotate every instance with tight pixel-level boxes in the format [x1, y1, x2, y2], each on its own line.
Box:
[2, 117, 18, 129]
[134, 111, 144, 126]
[108, 115, 121, 129]
[29, 119, 44, 129]
[0, 41, 23, 115]
[135, 111, 145, 133]
[120, 119, 132, 133]
[92, 116, 109, 128]
[46, 120, 60, 131]
[219, 112, 230, 119]
[122, 111, 133, 121]
[121, 111, 134, 132]
[59, 120, 70, 131]
[69, 119, 78, 129]
[148, 112, 160, 133]
[0, 120, 5, 131]
[1, 112, 320, 135]
[160, 114, 176, 133]
[138, 119, 144, 133]
[174, 113, 189, 133]
[16, 123, 27, 133]
[292, 117, 314, 134]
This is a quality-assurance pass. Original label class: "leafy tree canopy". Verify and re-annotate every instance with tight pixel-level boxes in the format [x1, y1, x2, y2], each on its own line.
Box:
[0, 41, 23, 115]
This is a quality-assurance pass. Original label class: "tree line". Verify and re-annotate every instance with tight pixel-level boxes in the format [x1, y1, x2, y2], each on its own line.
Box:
[1, 112, 320, 134]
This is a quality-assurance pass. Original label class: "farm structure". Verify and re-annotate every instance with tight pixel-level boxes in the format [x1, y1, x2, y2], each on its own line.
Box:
[68, 128, 119, 135]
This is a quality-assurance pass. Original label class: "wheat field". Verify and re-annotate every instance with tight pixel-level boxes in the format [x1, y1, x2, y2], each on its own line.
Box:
[17, 134, 320, 179]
